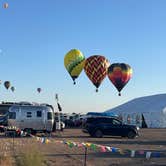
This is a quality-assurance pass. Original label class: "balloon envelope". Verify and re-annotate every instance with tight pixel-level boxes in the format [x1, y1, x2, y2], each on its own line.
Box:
[64, 49, 85, 84]
[37, 88, 42, 93]
[3, 3, 8, 8]
[11, 86, 15, 92]
[84, 55, 110, 92]
[107, 63, 132, 96]
[4, 81, 11, 89]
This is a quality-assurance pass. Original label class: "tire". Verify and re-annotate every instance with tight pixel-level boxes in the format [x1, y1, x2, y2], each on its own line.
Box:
[127, 131, 136, 139]
[94, 129, 103, 138]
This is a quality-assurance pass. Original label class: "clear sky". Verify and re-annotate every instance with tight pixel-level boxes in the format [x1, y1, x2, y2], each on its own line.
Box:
[0, 0, 165, 113]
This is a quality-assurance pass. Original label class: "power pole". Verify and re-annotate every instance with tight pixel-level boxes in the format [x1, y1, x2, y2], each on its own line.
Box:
[55, 94, 61, 131]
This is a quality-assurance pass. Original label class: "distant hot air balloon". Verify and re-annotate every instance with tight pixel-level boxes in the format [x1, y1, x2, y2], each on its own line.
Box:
[84, 55, 110, 92]
[4, 81, 11, 90]
[3, 3, 8, 9]
[11, 86, 15, 92]
[107, 63, 132, 96]
[64, 49, 85, 84]
[37, 88, 42, 93]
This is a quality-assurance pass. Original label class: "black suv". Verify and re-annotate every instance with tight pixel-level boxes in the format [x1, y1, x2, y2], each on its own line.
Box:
[82, 116, 139, 138]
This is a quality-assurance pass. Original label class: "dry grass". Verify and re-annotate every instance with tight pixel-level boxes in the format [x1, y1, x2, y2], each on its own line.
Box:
[0, 129, 166, 166]
[0, 155, 14, 166]
[15, 148, 45, 166]
[0, 137, 46, 166]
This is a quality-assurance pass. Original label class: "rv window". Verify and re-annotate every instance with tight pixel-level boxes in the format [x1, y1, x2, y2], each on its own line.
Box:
[47, 112, 53, 120]
[37, 111, 42, 117]
[27, 112, 32, 118]
[9, 112, 16, 119]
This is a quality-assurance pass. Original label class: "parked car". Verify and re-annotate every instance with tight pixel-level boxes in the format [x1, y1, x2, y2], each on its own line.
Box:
[64, 119, 75, 127]
[82, 116, 139, 138]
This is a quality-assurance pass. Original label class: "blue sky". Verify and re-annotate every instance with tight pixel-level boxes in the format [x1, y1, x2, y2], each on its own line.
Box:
[0, 0, 165, 113]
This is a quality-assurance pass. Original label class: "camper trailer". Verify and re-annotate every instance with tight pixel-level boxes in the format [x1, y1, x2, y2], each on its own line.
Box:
[8, 105, 54, 133]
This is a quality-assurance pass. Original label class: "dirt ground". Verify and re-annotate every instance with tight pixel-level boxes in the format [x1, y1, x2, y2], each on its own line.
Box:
[1, 128, 166, 166]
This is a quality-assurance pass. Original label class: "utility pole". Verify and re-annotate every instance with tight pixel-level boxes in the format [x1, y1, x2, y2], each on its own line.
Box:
[55, 94, 61, 131]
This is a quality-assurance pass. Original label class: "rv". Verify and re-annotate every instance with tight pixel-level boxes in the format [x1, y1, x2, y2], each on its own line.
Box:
[8, 104, 54, 133]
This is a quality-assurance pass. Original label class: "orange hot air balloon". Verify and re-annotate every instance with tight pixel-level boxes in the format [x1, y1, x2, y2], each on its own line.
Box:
[3, 3, 9, 9]
[107, 63, 132, 96]
[37, 88, 42, 93]
[4, 81, 11, 89]
[84, 55, 110, 92]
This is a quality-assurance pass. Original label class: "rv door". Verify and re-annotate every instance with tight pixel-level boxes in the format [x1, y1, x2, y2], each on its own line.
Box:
[8, 106, 20, 129]
[42, 109, 46, 129]
[18, 107, 24, 129]
[46, 111, 54, 131]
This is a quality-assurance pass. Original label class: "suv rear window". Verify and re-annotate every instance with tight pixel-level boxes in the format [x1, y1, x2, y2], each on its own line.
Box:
[112, 119, 121, 125]
[86, 118, 96, 123]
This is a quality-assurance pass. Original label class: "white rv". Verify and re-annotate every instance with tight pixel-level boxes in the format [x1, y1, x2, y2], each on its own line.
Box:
[8, 104, 54, 133]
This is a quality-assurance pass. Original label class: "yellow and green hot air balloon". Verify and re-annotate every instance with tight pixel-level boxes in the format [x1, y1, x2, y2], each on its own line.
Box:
[64, 49, 85, 84]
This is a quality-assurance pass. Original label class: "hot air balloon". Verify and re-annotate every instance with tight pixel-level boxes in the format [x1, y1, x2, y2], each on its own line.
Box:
[64, 49, 85, 84]
[84, 55, 110, 92]
[3, 3, 8, 9]
[37, 88, 42, 93]
[4, 81, 11, 90]
[107, 63, 132, 96]
[11, 86, 15, 92]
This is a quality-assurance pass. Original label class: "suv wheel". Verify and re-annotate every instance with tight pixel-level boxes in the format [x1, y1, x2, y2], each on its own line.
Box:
[127, 131, 136, 139]
[94, 129, 103, 138]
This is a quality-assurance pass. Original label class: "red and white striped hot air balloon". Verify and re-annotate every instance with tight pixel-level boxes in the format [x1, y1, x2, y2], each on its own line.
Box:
[84, 55, 110, 92]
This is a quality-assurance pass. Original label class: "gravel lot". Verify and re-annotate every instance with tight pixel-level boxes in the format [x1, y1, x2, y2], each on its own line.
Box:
[1, 128, 166, 166]
[41, 128, 166, 166]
